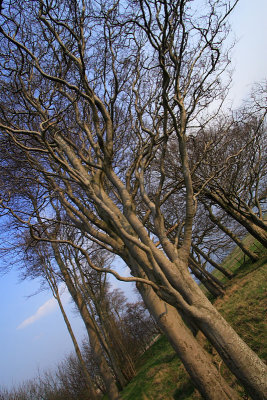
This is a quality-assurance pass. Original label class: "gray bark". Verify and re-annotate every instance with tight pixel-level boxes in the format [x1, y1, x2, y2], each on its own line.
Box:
[52, 244, 121, 400]
[139, 283, 240, 400]
[163, 263, 267, 400]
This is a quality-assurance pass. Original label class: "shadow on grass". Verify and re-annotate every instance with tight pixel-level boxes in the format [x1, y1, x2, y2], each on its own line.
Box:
[232, 254, 267, 278]
[173, 380, 195, 400]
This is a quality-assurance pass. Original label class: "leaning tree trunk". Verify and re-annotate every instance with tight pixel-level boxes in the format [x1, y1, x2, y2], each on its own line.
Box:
[101, 316, 136, 384]
[138, 282, 240, 400]
[207, 192, 267, 248]
[92, 313, 129, 390]
[193, 244, 234, 279]
[165, 261, 267, 400]
[189, 256, 225, 297]
[126, 255, 240, 400]
[40, 258, 100, 399]
[78, 276, 129, 389]
[54, 287, 100, 400]
[87, 173, 266, 399]
[52, 244, 121, 400]
[206, 205, 260, 262]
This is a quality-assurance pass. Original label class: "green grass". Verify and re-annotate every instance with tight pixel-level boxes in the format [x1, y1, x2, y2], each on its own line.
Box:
[216, 258, 267, 362]
[116, 239, 267, 399]
[210, 236, 265, 283]
[120, 335, 195, 400]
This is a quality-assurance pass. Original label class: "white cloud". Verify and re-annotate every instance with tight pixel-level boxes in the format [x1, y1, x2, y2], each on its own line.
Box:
[17, 297, 58, 330]
[16, 284, 72, 330]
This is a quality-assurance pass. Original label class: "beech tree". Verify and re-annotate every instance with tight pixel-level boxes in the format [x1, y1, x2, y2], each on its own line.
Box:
[21, 241, 120, 398]
[58, 241, 136, 388]
[19, 220, 157, 397]
[204, 204, 260, 262]
[22, 203, 155, 394]
[189, 105, 267, 247]
[0, 1, 266, 399]
[21, 239, 101, 399]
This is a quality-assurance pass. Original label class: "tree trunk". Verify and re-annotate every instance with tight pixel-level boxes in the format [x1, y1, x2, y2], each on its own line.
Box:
[207, 206, 260, 262]
[103, 318, 136, 383]
[189, 263, 224, 297]
[189, 256, 225, 297]
[54, 288, 100, 400]
[207, 192, 267, 248]
[96, 321, 129, 390]
[126, 237, 266, 399]
[193, 244, 233, 279]
[138, 283, 240, 400]
[52, 244, 121, 400]
[79, 282, 129, 389]
[169, 266, 267, 400]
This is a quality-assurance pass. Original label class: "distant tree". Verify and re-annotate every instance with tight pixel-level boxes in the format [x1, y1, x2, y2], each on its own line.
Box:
[22, 239, 100, 400]
[189, 94, 267, 247]
[205, 204, 260, 262]
[121, 300, 159, 353]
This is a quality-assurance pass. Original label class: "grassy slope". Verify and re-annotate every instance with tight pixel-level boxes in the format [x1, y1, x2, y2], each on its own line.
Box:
[120, 240, 267, 400]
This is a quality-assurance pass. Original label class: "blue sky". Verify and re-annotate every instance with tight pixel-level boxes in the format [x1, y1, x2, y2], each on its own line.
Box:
[0, 259, 136, 389]
[228, 0, 267, 106]
[0, 0, 267, 390]
[0, 269, 85, 388]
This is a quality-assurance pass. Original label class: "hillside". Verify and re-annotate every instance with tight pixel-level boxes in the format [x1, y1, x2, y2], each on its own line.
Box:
[119, 241, 267, 400]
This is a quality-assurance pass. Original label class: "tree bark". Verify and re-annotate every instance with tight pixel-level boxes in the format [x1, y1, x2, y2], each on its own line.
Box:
[138, 282, 240, 400]
[193, 244, 234, 279]
[94, 317, 129, 390]
[166, 264, 267, 400]
[54, 290, 100, 400]
[52, 244, 121, 400]
[207, 205, 260, 262]
[207, 192, 267, 248]
[189, 260, 225, 298]
[76, 271, 130, 389]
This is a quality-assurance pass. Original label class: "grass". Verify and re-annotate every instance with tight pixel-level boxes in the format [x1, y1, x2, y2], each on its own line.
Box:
[121, 336, 184, 400]
[117, 239, 267, 400]
[210, 236, 265, 283]
[216, 257, 267, 362]
[120, 334, 199, 400]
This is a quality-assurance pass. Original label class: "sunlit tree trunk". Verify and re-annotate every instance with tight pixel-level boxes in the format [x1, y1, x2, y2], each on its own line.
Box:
[207, 192, 267, 248]
[206, 206, 260, 262]
[52, 243, 121, 400]
[138, 282, 239, 400]
[0, 1, 266, 399]
[52, 286, 100, 400]
[123, 254, 239, 400]
[156, 258, 267, 400]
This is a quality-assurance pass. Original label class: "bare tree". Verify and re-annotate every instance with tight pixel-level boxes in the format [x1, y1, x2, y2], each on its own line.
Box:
[189, 101, 267, 247]
[205, 204, 260, 262]
[0, 1, 266, 399]
[58, 241, 135, 388]
[22, 240, 101, 400]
